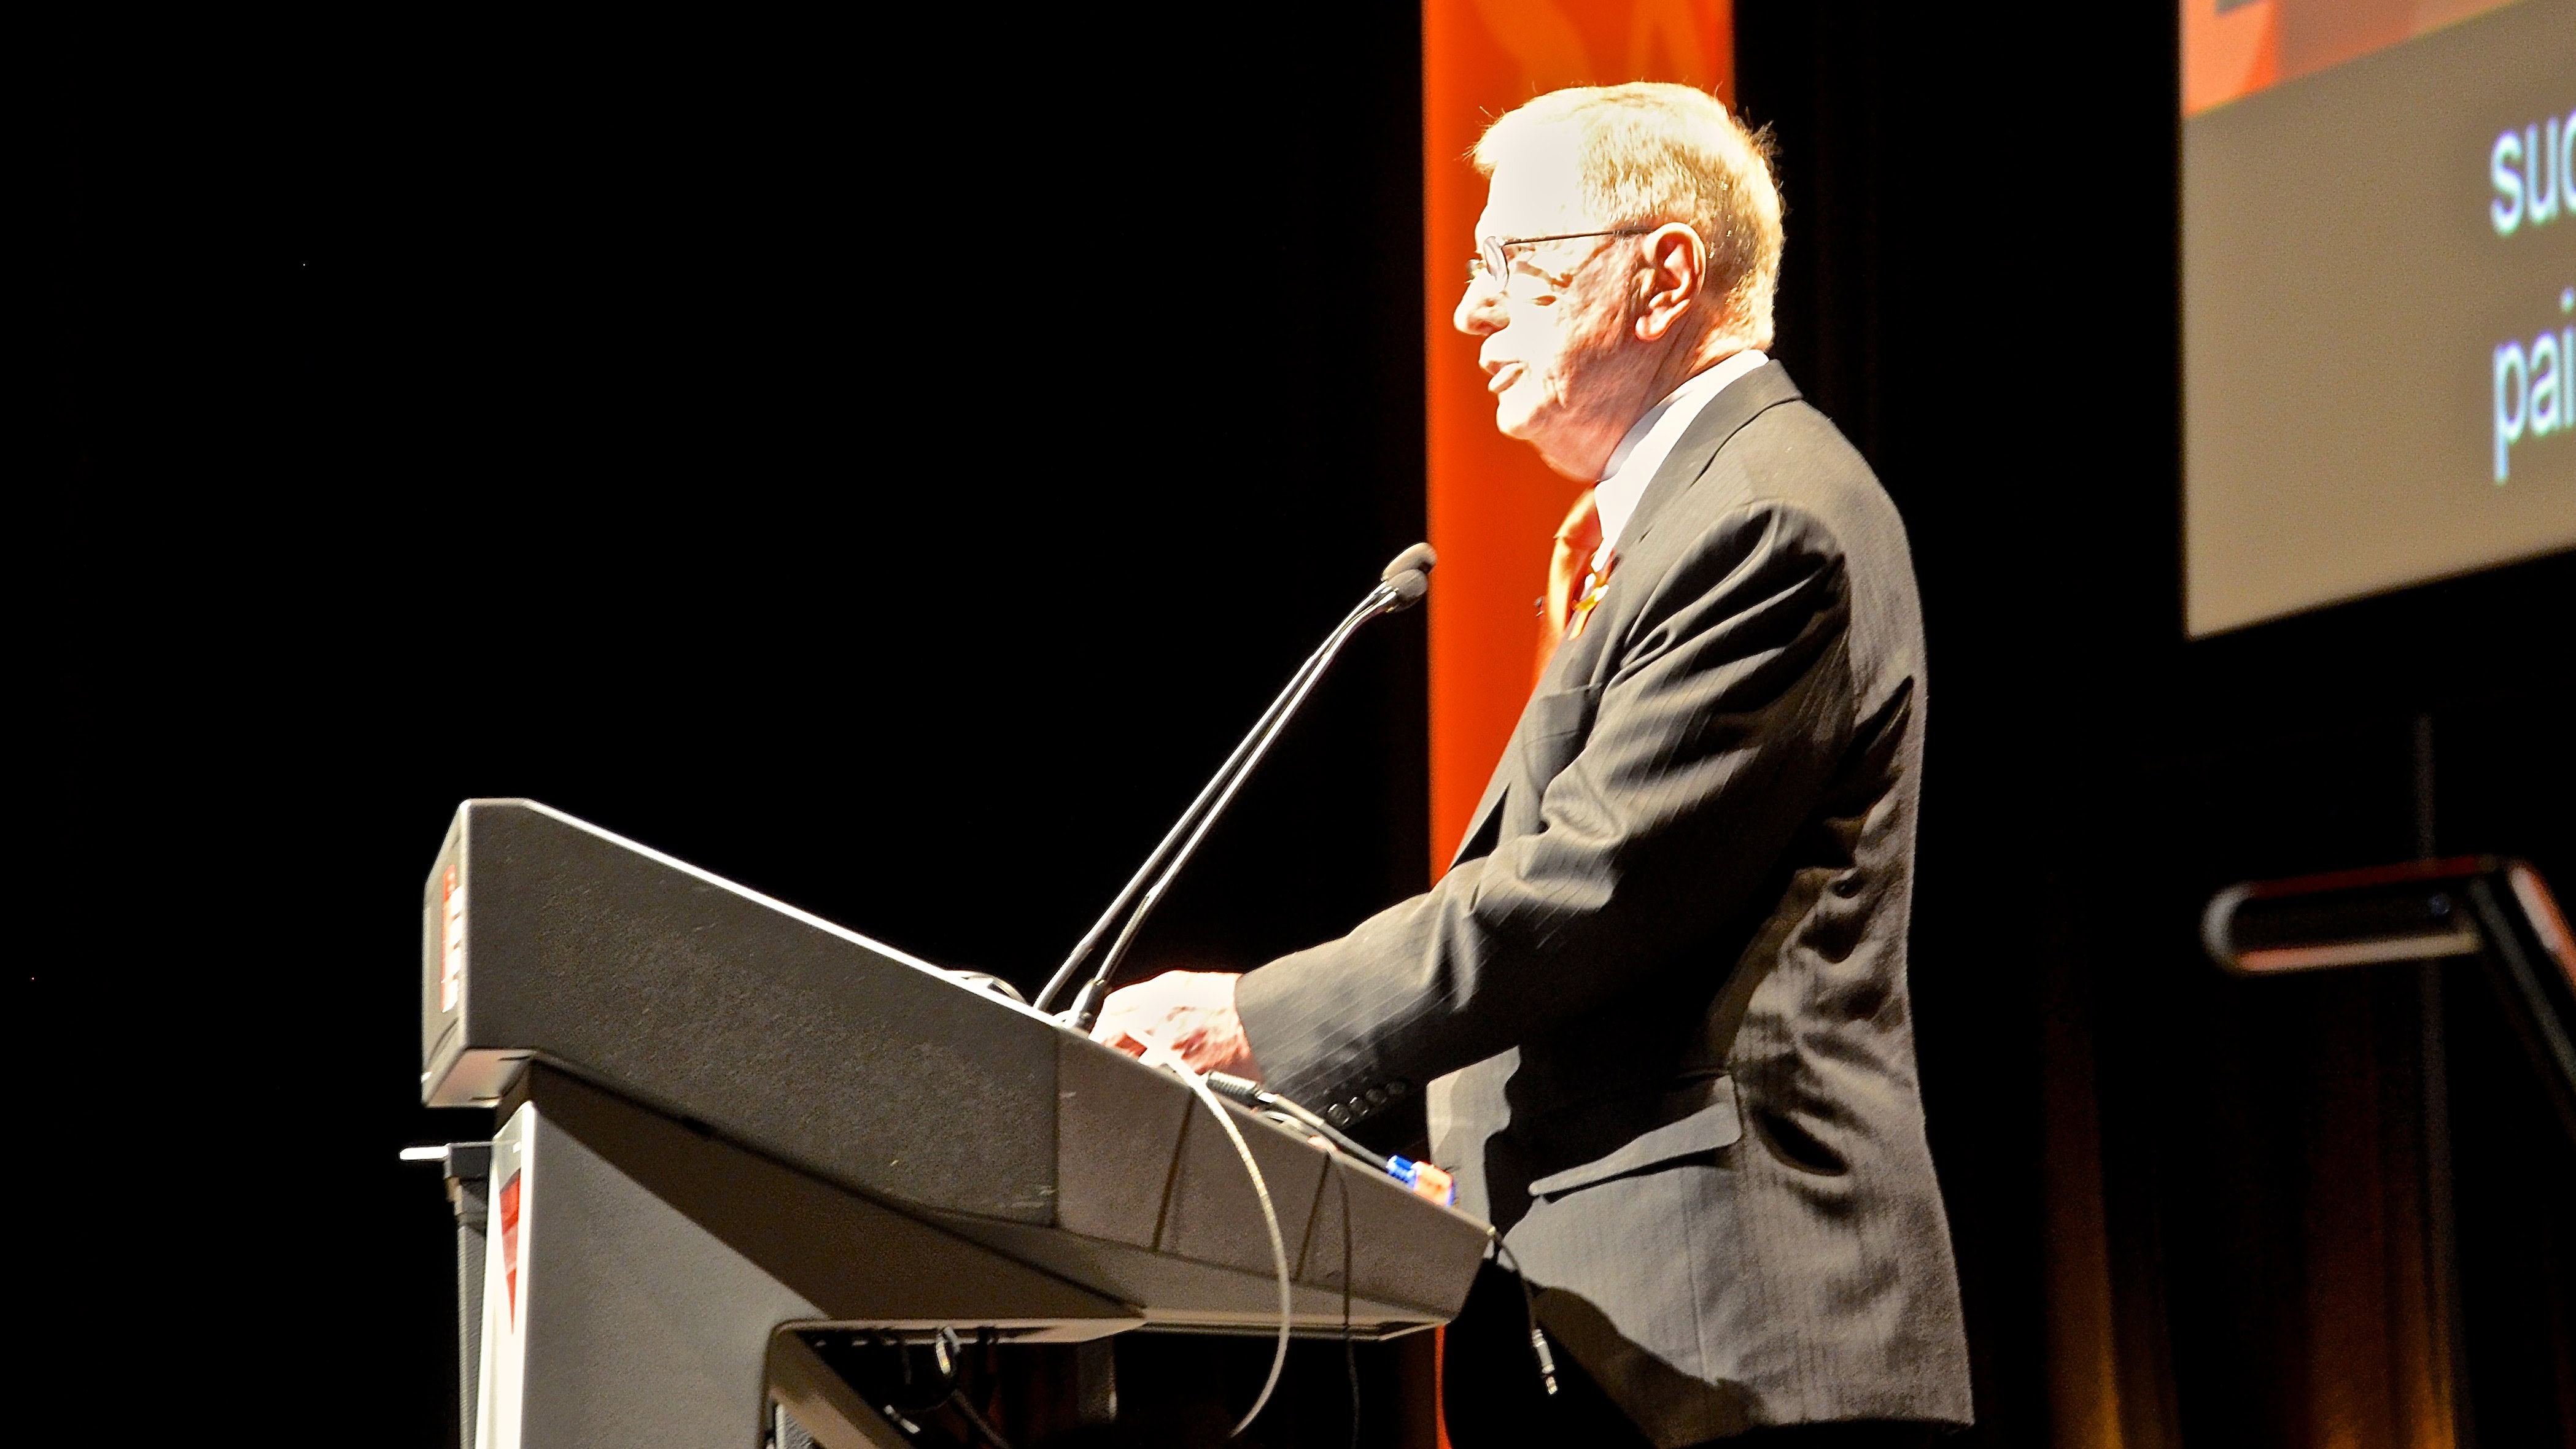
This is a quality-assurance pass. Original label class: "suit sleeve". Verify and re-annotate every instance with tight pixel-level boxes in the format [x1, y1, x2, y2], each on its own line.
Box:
[1233, 500, 1856, 1113]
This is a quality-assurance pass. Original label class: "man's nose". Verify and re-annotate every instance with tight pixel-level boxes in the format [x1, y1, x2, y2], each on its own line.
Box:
[1454, 278, 1504, 337]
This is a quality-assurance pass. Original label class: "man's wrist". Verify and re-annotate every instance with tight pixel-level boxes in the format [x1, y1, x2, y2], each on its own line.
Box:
[1227, 962, 1308, 1099]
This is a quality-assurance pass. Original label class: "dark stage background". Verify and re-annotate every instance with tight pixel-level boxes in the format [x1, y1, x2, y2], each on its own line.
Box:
[45, 6, 2574, 1446]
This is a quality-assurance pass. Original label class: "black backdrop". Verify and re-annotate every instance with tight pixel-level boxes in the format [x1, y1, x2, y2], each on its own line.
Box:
[47, 6, 2574, 1446]
[1734, 7, 2576, 1447]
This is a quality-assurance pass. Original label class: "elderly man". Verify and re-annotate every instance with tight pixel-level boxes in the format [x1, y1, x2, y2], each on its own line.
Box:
[1095, 83, 1971, 1448]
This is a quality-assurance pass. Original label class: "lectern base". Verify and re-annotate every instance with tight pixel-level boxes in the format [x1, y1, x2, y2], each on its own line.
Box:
[457, 1067, 1138, 1448]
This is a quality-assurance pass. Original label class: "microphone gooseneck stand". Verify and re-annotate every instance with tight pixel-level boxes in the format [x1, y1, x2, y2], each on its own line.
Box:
[1036, 544, 1435, 1032]
[1034, 544, 1435, 1439]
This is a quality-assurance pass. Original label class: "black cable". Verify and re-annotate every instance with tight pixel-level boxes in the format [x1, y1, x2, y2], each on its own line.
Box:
[847, 1331, 930, 1440]
[1488, 1235, 1559, 1396]
[1340, 1162, 1359, 1449]
[1233, 1078, 1372, 1443]
[1208, 1073, 1391, 1170]
[874, 1329, 963, 1420]
[945, 1390, 1015, 1449]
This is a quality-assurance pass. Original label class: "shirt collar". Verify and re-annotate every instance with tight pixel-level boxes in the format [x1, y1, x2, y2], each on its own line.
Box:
[1593, 349, 1768, 558]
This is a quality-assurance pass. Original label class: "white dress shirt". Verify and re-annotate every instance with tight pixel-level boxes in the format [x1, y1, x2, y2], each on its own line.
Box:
[1591, 349, 1769, 567]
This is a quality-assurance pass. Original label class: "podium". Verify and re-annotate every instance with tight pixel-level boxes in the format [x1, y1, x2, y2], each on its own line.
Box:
[417, 799, 1489, 1448]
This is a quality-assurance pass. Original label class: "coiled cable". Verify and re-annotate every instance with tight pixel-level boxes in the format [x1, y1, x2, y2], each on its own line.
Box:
[1127, 1031, 1294, 1438]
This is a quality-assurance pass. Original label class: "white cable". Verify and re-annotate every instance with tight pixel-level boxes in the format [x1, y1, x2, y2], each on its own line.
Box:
[1130, 1032, 1293, 1437]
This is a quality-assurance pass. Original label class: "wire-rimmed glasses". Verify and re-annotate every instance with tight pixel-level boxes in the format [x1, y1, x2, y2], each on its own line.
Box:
[1468, 226, 1656, 291]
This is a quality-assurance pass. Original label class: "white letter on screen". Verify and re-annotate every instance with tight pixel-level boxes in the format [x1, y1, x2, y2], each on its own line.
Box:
[2563, 110, 2575, 212]
[2532, 333, 2562, 437]
[2494, 129, 2525, 236]
[2531, 121, 2563, 225]
[2496, 341, 2529, 482]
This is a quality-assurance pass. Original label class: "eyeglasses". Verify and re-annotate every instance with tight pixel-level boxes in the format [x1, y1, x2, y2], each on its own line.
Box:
[1468, 227, 1656, 292]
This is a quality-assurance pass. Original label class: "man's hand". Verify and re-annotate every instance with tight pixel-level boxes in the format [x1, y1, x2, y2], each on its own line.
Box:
[1090, 970, 1262, 1080]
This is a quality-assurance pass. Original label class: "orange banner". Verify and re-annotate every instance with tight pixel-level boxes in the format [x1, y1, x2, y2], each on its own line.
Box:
[1423, 0, 1733, 875]
[2181, 0, 2519, 117]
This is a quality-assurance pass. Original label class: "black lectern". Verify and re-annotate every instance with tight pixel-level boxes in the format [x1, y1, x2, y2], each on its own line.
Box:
[417, 799, 1488, 1448]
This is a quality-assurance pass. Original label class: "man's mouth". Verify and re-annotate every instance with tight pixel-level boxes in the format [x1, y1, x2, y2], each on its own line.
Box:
[1487, 362, 1524, 395]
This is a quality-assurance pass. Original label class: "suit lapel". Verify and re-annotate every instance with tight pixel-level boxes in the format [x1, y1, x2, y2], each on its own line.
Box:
[1445, 361, 1806, 873]
[1618, 360, 1802, 556]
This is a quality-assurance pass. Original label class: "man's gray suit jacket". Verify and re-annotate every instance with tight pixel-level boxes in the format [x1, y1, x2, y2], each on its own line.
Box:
[1235, 362, 1973, 1447]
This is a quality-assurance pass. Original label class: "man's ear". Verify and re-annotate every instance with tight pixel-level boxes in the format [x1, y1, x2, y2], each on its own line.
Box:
[1633, 223, 1706, 342]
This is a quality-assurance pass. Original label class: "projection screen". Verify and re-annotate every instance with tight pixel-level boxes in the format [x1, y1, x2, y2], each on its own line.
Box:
[2182, 0, 2575, 636]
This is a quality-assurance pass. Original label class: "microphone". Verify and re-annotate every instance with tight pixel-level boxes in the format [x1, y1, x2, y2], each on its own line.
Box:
[1381, 541, 1437, 584]
[1036, 544, 1437, 1029]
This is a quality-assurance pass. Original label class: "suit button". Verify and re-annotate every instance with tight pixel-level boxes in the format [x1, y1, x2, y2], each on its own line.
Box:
[1387, 1080, 1409, 1097]
[1325, 1103, 1351, 1125]
[1365, 1086, 1389, 1107]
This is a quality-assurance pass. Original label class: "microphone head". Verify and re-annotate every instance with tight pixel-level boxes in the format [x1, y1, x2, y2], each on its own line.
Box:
[1380, 543, 1438, 582]
[1384, 568, 1430, 611]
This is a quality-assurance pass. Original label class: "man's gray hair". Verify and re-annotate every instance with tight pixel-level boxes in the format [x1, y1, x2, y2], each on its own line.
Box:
[1473, 82, 1783, 350]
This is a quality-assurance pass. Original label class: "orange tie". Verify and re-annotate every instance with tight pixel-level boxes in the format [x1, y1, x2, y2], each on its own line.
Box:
[1534, 487, 1613, 682]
